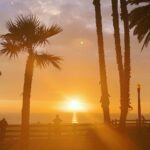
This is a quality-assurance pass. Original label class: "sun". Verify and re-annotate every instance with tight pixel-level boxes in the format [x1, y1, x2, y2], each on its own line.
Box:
[65, 97, 86, 112]
[80, 41, 84, 45]
[58, 96, 88, 112]
[69, 99, 82, 111]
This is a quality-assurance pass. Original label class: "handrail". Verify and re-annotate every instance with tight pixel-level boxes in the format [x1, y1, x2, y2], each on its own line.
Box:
[0, 122, 150, 140]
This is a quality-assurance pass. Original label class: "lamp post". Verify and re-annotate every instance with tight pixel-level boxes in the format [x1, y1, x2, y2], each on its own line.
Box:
[137, 84, 141, 129]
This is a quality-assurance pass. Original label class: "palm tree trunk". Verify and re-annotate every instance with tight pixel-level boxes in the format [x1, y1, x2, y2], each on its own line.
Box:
[93, 0, 111, 124]
[111, 0, 125, 124]
[119, 0, 131, 129]
[21, 54, 34, 150]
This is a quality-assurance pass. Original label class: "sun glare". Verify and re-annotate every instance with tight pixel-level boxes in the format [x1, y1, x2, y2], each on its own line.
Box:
[58, 96, 89, 113]
[59, 96, 87, 112]
[80, 41, 84, 45]
[69, 99, 82, 111]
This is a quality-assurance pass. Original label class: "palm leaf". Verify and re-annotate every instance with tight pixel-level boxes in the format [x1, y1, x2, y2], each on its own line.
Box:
[0, 15, 62, 57]
[35, 24, 63, 46]
[0, 39, 22, 58]
[14, 15, 40, 46]
[129, 3, 150, 49]
[128, 0, 150, 5]
[44, 24, 63, 38]
[34, 53, 62, 69]
[141, 31, 150, 50]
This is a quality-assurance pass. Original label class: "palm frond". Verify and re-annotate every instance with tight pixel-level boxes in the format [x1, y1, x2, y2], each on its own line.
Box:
[129, 3, 150, 49]
[44, 24, 63, 38]
[35, 24, 63, 46]
[6, 20, 18, 34]
[5, 15, 41, 48]
[34, 53, 62, 69]
[128, 0, 150, 5]
[0, 15, 62, 56]
[0, 39, 22, 58]
[141, 31, 150, 50]
[15, 15, 40, 45]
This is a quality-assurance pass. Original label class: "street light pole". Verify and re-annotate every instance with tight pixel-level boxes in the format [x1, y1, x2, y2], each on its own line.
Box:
[137, 84, 141, 129]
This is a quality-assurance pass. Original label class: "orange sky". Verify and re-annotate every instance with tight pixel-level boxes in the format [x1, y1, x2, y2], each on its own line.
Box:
[0, 0, 150, 115]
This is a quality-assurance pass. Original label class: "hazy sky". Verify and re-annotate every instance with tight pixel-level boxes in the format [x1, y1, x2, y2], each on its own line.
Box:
[0, 0, 150, 115]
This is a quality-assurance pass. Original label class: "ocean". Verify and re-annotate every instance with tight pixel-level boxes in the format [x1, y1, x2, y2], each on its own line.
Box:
[0, 112, 150, 124]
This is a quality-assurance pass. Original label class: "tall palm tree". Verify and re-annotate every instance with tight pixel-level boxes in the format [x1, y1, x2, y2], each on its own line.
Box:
[93, 0, 111, 124]
[0, 15, 62, 149]
[111, 0, 124, 122]
[128, 0, 150, 50]
[119, 0, 131, 128]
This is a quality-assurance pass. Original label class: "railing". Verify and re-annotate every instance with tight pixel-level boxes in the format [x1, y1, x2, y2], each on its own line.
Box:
[2, 124, 94, 140]
[1, 120, 150, 141]
[111, 119, 150, 128]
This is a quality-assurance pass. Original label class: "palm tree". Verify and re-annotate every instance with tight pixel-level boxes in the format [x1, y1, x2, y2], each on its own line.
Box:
[93, 0, 111, 124]
[111, 0, 124, 123]
[119, 0, 131, 128]
[0, 15, 62, 149]
[128, 0, 150, 50]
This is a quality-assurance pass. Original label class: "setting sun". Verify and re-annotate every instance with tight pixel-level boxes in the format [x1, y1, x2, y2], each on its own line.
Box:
[66, 97, 87, 112]
[58, 96, 88, 112]
[80, 41, 84, 45]
[68, 99, 83, 111]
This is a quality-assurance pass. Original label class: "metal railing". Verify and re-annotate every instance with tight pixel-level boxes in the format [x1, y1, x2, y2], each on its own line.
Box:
[111, 119, 150, 128]
[1, 120, 150, 141]
[2, 123, 94, 140]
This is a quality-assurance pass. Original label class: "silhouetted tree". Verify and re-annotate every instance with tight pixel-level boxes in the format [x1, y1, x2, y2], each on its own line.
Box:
[93, 0, 111, 124]
[129, 0, 150, 50]
[111, 0, 124, 123]
[119, 0, 131, 128]
[0, 15, 62, 149]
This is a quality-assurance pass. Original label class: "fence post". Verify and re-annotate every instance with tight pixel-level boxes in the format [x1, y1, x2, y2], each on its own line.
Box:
[0, 118, 8, 142]
[114, 119, 118, 128]
[48, 124, 51, 139]
[136, 119, 138, 128]
[137, 84, 142, 130]
[111, 120, 114, 127]
[73, 124, 77, 135]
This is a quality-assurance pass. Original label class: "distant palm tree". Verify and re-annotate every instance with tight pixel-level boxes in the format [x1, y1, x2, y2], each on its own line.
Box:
[0, 15, 62, 149]
[93, 0, 111, 124]
[129, 0, 150, 50]
[111, 0, 124, 121]
[119, 0, 131, 129]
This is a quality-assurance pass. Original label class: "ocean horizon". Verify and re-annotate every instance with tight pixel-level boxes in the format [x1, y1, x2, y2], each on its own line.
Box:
[0, 112, 150, 124]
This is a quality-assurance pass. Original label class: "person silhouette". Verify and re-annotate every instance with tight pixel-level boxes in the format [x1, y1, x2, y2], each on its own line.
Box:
[53, 115, 62, 136]
[0, 118, 8, 141]
[53, 115, 62, 125]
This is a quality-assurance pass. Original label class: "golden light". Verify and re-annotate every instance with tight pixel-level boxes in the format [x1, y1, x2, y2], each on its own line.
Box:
[72, 112, 78, 124]
[69, 99, 82, 111]
[66, 98, 87, 112]
[80, 41, 84, 45]
[67, 97, 85, 124]
[59, 96, 88, 112]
